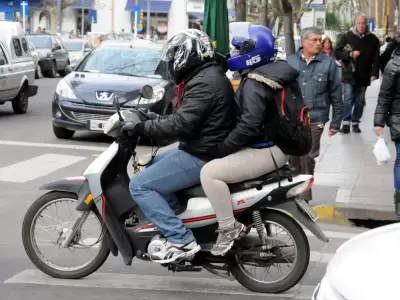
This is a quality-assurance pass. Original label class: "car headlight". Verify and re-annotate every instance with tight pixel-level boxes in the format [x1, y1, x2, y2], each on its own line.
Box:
[312, 277, 348, 300]
[55, 79, 77, 99]
[132, 87, 165, 105]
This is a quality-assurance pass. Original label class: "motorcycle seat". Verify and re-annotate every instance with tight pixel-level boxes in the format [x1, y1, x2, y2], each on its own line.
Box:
[176, 165, 294, 200]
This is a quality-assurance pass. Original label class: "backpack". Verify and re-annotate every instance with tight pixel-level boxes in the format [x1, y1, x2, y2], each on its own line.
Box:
[269, 82, 312, 156]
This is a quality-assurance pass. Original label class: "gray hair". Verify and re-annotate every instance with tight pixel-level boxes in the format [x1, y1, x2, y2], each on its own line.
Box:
[300, 27, 323, 40]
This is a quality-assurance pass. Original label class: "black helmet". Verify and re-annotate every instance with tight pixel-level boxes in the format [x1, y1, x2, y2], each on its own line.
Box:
[160, 29, 215, 84]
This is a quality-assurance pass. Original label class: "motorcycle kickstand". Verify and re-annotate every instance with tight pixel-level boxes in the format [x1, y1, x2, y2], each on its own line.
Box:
[60, 211, 90, 248]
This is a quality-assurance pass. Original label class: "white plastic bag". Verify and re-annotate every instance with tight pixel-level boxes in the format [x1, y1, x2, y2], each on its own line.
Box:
[373, 137, 391, 165]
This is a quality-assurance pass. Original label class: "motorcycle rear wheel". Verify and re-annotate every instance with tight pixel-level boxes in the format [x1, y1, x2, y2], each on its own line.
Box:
[230, 211, 310, 294]
[22, 191, 110, 279]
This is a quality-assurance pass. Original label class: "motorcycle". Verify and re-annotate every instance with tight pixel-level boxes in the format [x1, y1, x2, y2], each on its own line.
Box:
[22, 85, 328, 294]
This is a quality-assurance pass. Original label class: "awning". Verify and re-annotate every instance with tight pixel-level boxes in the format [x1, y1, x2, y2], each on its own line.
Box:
[189, 9, 235, 20]
[72, 0, 94, 9]
[125, 0, 171, 13]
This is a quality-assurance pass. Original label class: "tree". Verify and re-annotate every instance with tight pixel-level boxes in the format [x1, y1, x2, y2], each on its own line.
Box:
[234, 0, 247, 22]
[280, 0, 295, 56]
[42, 0, 78, 34]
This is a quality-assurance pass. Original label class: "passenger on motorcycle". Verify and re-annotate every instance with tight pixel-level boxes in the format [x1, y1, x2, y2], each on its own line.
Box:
[121, 29, 236, 264]
[200, 25, 300, 256]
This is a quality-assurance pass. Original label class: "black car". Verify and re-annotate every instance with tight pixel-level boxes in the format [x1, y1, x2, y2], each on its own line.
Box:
[52, 40, 176, 139]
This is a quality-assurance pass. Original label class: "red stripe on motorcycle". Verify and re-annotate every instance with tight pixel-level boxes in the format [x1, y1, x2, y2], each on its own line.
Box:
[101, 194, 107, 217]
[134, 209, 246, 232]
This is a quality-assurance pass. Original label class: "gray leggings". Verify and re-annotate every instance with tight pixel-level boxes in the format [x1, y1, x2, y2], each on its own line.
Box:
[200, 146, 288, 230]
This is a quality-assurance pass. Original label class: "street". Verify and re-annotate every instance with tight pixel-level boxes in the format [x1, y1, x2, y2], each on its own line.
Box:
[0, 78, 370, 300]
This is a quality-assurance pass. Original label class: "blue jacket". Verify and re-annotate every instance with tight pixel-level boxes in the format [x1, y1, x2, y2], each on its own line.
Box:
[287, 49, 342, 130]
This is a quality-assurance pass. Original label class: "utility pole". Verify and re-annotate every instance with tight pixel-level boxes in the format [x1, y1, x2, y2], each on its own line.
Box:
[111, 0, 115, 33]
[146, 0, 151, 39]
[81, 1, 84, 46]
[57, 0, 62, 33]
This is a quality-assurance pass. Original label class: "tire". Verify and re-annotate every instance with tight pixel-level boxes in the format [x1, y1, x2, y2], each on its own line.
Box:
[12, 84, 28, 114]
[53, 124, 75, 139]
[35, 64, 41, 79]
[230, 212, 310, 294]
[48, 61, 57, 78]
[22, 191, 110, 279]
[59, 61, 69, 77]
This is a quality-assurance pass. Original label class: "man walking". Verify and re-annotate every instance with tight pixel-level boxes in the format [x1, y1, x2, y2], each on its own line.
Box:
[335, 15, 380, 133]
[287, 27, 342, 201]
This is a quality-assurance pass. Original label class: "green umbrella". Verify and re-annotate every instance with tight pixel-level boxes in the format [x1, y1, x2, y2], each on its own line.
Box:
[203, 0, 230, 56]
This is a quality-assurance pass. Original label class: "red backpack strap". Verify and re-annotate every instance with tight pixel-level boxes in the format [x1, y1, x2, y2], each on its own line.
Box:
[175, 80, 185, 109]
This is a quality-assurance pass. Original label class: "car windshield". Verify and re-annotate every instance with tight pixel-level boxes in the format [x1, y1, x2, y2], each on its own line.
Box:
[63, 41, 83, 52]
[75, 47, 162, 78]
[26, 35, 52, 49]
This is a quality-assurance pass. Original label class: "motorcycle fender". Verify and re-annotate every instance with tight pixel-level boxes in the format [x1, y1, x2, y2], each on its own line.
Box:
[39, 177, 94, 212]
[269, 202, 329, 243]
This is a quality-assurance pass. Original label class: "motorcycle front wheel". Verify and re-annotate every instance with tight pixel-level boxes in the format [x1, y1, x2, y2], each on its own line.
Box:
[22, 191, 110, 279]
[230, 211, 310, 294]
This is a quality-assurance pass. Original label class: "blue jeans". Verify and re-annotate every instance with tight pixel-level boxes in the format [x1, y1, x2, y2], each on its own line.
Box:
[342, 84, 367, 125]
[395, 144, 400, 192]
[129, 148, 206, 244]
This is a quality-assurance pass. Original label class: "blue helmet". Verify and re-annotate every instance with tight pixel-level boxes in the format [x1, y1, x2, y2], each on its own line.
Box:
[227, 24, 277, 72]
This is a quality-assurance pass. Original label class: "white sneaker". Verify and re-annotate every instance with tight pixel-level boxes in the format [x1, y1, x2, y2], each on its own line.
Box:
[150, 240, 201, 264]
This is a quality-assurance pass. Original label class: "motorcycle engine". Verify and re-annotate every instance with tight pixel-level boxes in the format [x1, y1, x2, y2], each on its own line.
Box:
[147, 235, 167, 258]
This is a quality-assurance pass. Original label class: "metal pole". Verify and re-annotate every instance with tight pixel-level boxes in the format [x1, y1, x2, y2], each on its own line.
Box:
[368, 0, 372, 32]
[134, 11, 138, 39]
[146, 0, 151, 39]
[22, 1, 26, 32]
[57, 0, 61, 33]
[111, 0, 115, 33]
[81, 1, 84, 44]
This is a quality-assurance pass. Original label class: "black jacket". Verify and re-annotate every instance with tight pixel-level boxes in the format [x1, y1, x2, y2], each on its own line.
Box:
[374, 47, 400, 142]
[141, 61, 236, 161]
[380, 40, 400, 73]
[212, 60, 300, 158]
[334, 29, 380, 86]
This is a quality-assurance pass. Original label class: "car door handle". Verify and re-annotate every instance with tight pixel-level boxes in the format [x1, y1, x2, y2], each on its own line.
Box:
[8, 67, 13, 71]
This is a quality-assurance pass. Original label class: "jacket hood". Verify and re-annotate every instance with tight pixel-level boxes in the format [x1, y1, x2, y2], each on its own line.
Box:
[246, 60, 300, 90]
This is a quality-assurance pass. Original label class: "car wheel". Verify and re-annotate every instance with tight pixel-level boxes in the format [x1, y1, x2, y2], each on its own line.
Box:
[53, 125, 75, 139]
[58, 61, 69, 77]
[12, 84, 29, 114]
[35, 64, 42, 79]
[48, 61, 57, 78]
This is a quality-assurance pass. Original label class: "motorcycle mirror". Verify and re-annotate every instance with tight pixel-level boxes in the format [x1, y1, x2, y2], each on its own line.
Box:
[140, 85, 154, 99]
[113, 95, 123, 121]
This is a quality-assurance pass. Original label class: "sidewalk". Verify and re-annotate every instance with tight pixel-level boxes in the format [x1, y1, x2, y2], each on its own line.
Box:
[311, 79, 400, 224]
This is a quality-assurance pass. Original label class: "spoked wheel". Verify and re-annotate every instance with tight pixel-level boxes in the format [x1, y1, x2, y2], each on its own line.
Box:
[230, 212, 310, 293]
[22, 191, 110, 279]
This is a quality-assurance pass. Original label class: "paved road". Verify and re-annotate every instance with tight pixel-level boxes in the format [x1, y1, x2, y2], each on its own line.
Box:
[0, 79, 369, 299]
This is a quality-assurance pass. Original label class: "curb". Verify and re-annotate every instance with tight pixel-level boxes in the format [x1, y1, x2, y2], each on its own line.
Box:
[312, 203, 400, 225]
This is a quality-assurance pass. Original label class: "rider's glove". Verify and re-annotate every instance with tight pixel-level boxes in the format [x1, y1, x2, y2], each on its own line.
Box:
[120, 121, 145, 137]
[147, 111, 161, 121]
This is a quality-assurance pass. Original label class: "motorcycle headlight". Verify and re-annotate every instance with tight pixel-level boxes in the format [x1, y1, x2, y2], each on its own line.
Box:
[132, 87, 165, 105]
[56, 79, 77, 99]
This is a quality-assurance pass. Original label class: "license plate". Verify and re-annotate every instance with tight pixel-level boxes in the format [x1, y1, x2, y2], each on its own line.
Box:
[89, 120, 106, 131]
[295, 199, 318, 222]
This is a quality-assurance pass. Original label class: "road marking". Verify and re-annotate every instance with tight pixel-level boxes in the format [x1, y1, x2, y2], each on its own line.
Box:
[0, 140, 108, 152]
[4, 269, 315, 298]
[0, 153, 87, 183]
[304, 229, 362, 240]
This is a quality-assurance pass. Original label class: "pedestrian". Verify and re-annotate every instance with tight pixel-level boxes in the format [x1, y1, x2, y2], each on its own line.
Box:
[380, 36, 392, 55]
[334, 15, 380, 134]
[322, 37, 335, 58]
[286, 26, 342, 202]
[380, 33, 400, 73]
[374, 45, 400, 216]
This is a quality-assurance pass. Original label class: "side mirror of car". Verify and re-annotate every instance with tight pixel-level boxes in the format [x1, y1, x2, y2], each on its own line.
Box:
[52, 45, 62, 51]
[0, 59, 5, 66]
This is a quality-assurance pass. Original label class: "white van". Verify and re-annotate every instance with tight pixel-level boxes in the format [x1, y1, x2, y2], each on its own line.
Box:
[0, 21, 38, 114]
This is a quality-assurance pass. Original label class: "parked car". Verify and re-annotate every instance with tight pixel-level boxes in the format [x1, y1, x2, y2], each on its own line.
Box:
[52, 40, 176, 139]
[27, 40, 40, 79]
[62, 39, 93, 68]
[26, 33, 70, 78]
[312, 222, 400, 300]
[0, 21, 38, 114]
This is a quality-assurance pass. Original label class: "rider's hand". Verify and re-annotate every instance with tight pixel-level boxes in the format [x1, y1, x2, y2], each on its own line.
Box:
[121, 121, 143, 137]
[147, 111, 161, 121]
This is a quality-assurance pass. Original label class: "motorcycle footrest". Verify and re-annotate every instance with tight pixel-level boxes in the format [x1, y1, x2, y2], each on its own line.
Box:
[168, 264, 203, 272]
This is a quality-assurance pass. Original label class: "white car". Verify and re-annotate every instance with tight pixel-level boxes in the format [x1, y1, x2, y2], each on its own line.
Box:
[312, 222, 400, 300]
[62, 39, 93, 68]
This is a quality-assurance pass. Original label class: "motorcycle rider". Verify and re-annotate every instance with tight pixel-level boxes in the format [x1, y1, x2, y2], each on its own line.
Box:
[121, 29, 236, 264]
[200, 25, 299, 256]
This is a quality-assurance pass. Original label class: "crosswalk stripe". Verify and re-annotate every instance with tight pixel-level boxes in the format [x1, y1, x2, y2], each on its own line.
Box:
[0, 140, 108, 152]
[4, 269, 315, 298]
[0, 153, 87, 183]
